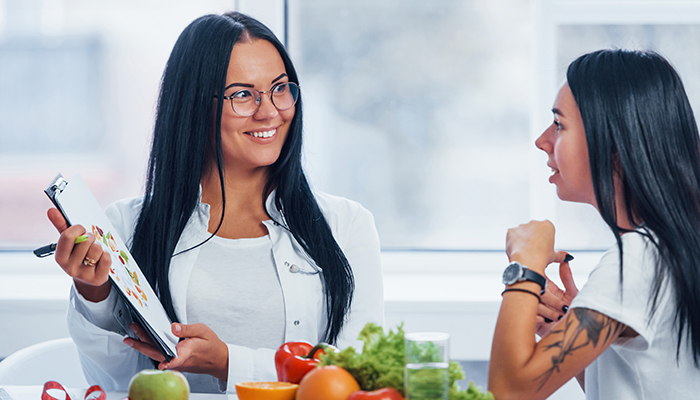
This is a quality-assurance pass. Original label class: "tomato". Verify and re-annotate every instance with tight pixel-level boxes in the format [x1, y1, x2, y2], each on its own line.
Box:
[347, 387, 404, 400]
[295, 365, 360, 400]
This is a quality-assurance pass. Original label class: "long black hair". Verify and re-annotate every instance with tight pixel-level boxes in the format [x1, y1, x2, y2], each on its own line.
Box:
[567, 49, 700, 365]
[129, 12, 354, 345]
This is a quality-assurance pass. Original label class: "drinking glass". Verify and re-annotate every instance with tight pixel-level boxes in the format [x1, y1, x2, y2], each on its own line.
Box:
[404, 332, 450, 400]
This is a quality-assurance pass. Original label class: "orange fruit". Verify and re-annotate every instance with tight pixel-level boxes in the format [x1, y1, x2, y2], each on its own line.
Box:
[235, 381, 298, 400]
[296, 365, 361, 400]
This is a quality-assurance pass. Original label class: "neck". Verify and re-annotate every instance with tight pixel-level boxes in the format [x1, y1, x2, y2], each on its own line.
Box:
[608, 173, 641, 232]
[614, 196, 638, 232]
[200, 163, 273, 238]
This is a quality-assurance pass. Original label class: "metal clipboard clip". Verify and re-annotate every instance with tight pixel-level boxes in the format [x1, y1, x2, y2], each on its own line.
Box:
[33, 174, 71, 258]
[44, 173, 70, 225]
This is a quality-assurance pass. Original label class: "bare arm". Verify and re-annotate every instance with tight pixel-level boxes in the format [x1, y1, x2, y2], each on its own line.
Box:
[489, 220, 624, 399]
[489, 299, 624, 400]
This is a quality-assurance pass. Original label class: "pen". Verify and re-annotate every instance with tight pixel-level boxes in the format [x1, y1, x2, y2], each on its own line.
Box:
[33, 235, 89, 258]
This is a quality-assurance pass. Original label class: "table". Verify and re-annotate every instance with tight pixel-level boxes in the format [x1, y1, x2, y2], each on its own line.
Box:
[0, 386, 238, 400]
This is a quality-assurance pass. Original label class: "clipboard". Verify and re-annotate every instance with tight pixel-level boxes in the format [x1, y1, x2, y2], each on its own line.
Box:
[45, 173, 178, 361]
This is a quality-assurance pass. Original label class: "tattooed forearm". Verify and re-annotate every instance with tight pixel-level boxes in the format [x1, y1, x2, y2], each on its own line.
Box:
[534, 308, 625, 391]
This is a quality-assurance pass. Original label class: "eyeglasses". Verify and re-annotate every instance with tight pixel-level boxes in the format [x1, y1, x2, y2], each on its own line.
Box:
[222, 82, 300, 117]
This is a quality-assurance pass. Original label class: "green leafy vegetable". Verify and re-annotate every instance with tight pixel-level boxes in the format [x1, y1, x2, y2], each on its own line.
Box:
[319, 323, 494, 400]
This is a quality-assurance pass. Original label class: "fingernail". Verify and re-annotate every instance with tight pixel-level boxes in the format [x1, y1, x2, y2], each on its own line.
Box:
[564, 254, 574, 263]
[544, 317, 553, 323]
[558, 315, 563, 320]
[562, 305, 569, 313]
[124, 338, 132, 347]
[173, 323, 181, 334]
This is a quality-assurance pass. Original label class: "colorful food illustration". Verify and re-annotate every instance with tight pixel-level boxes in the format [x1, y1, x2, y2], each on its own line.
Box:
[106, 232, 117, 252]
[92, 225, 104, 240]
[129, 269, 140, 286]
[132, 291, 143, 308]
[118, 250, 129, 265]
[109, 266, 120, 281]
[91, 224, 149, 310]
[134, 284, 148, 301]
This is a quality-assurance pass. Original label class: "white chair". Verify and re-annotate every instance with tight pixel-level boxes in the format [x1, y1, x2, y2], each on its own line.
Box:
[0, 337, 89, 387]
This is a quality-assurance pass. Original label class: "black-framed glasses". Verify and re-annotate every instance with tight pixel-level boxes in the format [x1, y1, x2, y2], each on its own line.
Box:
[222, 82, 300, 117]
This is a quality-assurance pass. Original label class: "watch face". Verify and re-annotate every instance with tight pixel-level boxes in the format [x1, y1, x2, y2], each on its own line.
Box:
[502, 262, 522, 285]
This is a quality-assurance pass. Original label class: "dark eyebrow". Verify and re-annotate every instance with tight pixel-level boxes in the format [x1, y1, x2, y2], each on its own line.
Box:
[225, 82, 254, 91]
[224, 73, 288, 92]
[271, 73, 288, 84]
[552, 107, 564, 117]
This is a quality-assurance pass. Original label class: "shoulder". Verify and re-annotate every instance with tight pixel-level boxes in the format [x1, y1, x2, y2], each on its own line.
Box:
[622, 229, 656, 255]
[571, 230, 662, 344]
[104, 196, 145, 244]
[581, 231, 658, 287]
[312, 190, 378, 247]
[313, 190, 375, 228]
[599, 230, 658, 271]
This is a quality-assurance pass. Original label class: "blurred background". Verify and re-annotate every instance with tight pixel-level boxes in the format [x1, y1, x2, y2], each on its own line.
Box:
[3, 0, 700, 397]
[7, 0, 700, 252]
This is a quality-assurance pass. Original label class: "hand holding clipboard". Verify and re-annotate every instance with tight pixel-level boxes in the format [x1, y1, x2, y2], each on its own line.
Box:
[43, 176, 113, 303]
[40, 173, 179, 361]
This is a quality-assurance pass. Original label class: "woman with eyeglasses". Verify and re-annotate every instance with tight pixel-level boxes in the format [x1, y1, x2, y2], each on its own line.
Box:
[46, 11, 384, 393]
[488, 49, 700, 399]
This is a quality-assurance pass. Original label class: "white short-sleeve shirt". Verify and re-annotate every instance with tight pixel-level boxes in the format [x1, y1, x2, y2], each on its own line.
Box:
[570, 231, 700, 399]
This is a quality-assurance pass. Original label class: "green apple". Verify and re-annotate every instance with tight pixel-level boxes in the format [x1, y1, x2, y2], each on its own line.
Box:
[128, 369, 190, 400]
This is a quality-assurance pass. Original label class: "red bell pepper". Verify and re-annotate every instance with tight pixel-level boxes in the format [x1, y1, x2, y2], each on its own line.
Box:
[347, 387, 405, 400]
[274, 341, 327, 383]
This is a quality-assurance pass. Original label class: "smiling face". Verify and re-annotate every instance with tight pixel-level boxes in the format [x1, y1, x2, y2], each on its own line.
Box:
[217, 38, 295, 174]
[535, 83, 596, 206]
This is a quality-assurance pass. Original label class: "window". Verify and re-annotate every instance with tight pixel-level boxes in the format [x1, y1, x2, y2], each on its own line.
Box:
[3, 0, 700, 255]
[289, 0, 700, 253]
[0, 0, 237, 250]
[0, 36, 103, 154]
[289, 0, 537, 250]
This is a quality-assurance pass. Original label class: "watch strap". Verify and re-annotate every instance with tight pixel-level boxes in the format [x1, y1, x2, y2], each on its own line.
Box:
[521, 267, 546, 295]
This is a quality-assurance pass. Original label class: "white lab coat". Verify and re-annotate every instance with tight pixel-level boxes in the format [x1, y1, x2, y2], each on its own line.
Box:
[66, 190, 385, 393]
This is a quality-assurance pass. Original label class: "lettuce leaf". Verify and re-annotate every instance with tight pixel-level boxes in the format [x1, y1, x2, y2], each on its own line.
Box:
[319, 322, 494, 400]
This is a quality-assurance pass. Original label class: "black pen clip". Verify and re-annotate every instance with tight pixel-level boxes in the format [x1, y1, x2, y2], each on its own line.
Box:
[33, 243, 57, 258]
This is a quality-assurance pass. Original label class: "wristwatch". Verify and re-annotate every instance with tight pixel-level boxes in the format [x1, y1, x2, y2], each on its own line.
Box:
[502, 261, 547, 295]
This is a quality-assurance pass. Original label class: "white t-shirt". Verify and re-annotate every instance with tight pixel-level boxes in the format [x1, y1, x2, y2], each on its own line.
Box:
[186, 234, 285, 350]
[570, 231, 700, 400]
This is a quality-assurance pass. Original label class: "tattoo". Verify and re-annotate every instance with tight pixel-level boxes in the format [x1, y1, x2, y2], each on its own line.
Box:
[534, 308, 625, 391]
